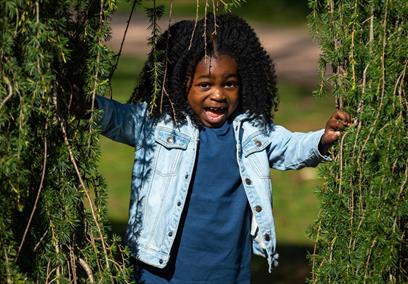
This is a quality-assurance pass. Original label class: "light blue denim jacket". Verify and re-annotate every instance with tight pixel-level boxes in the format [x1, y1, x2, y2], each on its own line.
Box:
[96, 96, 329, 272]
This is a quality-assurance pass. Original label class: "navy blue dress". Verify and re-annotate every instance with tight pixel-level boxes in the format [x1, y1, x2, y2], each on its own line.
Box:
[135, 121, 252, 283]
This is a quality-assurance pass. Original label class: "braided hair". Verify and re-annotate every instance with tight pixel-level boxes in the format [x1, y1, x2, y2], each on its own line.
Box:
[130, 13, 278, 126]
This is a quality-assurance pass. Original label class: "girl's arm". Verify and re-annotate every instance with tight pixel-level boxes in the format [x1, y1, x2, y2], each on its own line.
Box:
[69, 86, 148, 147]
[267, 110, 351, 170]
[95, 96, 148, 147]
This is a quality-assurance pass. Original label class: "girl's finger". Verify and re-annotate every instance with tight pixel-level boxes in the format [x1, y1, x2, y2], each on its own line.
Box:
[335, 111, 352, 124]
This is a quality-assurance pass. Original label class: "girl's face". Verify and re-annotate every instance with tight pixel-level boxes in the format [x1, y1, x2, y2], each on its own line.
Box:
[187, 54, 240, 128]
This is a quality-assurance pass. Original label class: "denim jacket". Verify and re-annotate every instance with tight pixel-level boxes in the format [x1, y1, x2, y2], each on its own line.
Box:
[96, 96, 329, 272]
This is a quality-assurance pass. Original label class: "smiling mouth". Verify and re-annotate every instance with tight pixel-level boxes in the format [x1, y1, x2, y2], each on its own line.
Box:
[204, 106, 227, 114]
[203, 107, 228, 125]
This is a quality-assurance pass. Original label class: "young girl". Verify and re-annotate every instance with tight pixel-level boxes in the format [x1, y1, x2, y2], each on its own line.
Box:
[88, 14, 350, 283]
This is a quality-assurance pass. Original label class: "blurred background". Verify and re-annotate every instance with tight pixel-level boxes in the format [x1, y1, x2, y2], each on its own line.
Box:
[101, 1, 335, 283]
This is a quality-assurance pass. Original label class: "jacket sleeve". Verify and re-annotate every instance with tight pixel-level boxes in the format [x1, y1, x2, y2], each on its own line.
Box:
[95, 95, 149, 147]
[267, 125, 331, 170]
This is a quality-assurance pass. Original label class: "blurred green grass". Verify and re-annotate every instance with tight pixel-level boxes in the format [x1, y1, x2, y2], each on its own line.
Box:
[117, 0, 309, 26]
[100, 55, 334, 246]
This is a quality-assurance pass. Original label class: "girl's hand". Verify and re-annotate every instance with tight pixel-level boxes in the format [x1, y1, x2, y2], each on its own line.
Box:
[69, 83, 92, 118]
[318, 111, 352, 154]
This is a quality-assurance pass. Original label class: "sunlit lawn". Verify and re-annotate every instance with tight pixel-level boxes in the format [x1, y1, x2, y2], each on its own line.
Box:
[100, 55, 334, 248]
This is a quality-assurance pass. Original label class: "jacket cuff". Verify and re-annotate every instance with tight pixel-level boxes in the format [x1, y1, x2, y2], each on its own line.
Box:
[95, 95, 110, 130]
[313, 129, 332, 162]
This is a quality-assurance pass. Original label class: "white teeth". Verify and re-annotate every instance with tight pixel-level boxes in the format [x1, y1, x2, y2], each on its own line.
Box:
[206, 107, 226, 111]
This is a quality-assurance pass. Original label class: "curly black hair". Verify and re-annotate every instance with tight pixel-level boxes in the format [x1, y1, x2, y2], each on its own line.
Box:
[130, 13, 278, 126]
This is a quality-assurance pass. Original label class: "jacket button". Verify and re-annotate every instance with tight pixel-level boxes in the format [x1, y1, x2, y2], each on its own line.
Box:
[264, 234, 271, 241]
[245, 178, 252, 185]
[177, 201, 181, 206]
[168, 231, 173, 237]
[255, 140, 262, 147]
[159, 259, 163, 264]
[255, 205, 262, 212]
[167, 137, 174, 144]
[185, 174, 189, 179]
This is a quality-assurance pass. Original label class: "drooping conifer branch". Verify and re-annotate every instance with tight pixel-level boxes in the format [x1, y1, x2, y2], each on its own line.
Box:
[0, 0, 131, 281]
[309, 0, 407, 282]
[145, 0, 165, 114]
[159, 0, 176, 118]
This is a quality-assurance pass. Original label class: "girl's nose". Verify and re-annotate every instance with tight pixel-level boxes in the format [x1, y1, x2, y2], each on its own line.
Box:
[210, 87, 225, 101]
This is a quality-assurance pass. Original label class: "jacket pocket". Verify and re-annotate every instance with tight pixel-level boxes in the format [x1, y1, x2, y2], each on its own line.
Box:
[242, 132, 270, 157]
[153, 127, 190, 176]
[242, 132, 271, 178]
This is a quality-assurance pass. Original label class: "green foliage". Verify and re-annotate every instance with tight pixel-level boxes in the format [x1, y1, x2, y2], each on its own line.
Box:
[145, 2, 165, 113]
[308, 0, 408, 282]
[0, 0, 132, 282]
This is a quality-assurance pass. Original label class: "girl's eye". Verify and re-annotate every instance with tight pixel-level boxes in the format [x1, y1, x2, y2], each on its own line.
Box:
[224, 81, 239, 88]
[199, 82, 211, 89]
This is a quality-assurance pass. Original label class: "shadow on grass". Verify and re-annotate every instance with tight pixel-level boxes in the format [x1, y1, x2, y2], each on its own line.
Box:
[110, 219, 312, 284]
